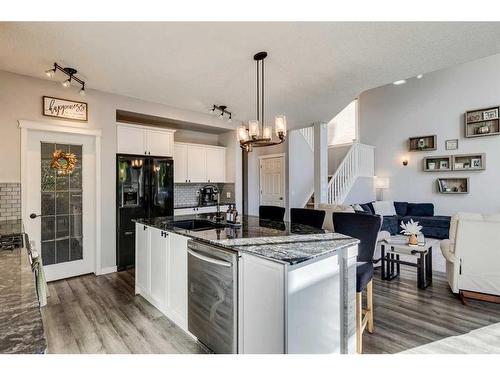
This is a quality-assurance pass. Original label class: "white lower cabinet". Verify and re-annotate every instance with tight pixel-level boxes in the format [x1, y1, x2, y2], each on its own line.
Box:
[149, 227, 168, 311]
[166, 232, 189, 331]
[135, 224, 189, 333]
[135, 223, 150, 295]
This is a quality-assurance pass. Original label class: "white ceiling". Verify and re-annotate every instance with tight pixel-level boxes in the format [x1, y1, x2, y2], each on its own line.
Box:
[2, 22, 500, 130]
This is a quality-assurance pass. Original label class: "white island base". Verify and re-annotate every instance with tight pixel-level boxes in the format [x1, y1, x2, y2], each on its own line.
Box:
[135, 223, 358, 354]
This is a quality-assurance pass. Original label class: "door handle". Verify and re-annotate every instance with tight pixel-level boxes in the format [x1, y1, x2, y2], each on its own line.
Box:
[124, 231, 134, 235]
[30, 213, 41, 219]
[187, 249, 232, 267]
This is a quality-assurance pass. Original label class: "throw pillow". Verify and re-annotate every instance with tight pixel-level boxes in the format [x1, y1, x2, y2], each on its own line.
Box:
[394, 201, 408, 216]
[372, 200, 397, 216]
[352, 204, 364, 212]
[407, 203, 434, 217]
[360, 203, 374, 214]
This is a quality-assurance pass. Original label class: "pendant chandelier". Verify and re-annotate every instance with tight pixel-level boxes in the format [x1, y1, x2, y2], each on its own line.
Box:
[238, 51, 287, 152]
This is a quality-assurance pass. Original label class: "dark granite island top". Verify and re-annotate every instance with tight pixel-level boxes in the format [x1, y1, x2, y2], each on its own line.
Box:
[0, 230, 47, 354]
[135, 214, 359, 265]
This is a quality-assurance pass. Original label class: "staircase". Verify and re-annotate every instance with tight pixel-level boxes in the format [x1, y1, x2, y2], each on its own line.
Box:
[327, 142, 375, 204]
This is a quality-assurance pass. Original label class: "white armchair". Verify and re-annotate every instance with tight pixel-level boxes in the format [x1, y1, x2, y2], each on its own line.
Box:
[440, 213, 500, 299]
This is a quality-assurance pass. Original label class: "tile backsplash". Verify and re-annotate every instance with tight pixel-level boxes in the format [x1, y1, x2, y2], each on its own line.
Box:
[0, 183, 21, 221]
[174, 183, 235, 207]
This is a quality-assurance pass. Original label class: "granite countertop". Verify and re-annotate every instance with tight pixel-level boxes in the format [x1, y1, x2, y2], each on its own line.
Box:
[174, 202, 235, 209]
[0, 234, 47, 354]
[135, 214, 359, 265]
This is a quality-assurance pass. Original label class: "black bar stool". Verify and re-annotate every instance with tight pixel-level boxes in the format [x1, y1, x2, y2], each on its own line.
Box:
[259, 205, 286, 221]
[333, 212, 382, 354]
[290, 208, 325, 229]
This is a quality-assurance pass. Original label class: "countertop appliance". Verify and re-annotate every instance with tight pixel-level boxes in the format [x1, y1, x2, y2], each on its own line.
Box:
[116, 154, 173, 269]
[187, 240, 238, 354]
[199, 184, 219, 206]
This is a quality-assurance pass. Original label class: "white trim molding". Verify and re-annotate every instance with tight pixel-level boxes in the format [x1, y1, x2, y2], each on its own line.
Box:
[98, 266, 118, 275]
[18, 119, 104, 276]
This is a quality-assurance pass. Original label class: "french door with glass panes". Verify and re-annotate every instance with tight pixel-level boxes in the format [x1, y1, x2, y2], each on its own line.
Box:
[23, 130, 96, 281]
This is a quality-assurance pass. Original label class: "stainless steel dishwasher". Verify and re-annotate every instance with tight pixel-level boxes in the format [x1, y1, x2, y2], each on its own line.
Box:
[187, 240, 238, 354]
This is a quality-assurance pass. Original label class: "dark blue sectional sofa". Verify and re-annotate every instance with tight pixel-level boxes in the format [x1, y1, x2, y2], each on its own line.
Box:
[357, 201, 450, 240]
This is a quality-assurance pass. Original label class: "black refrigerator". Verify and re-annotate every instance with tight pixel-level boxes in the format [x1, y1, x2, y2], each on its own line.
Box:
[116, 154, 174, 270]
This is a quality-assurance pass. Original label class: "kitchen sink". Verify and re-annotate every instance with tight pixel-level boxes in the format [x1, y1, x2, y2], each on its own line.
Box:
[173, 219, 225, 231]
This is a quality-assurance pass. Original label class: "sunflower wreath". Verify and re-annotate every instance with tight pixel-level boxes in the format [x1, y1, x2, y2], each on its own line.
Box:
[50, 150, 78, 176]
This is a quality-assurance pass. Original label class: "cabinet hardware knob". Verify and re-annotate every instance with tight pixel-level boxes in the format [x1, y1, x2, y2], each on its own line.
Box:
[143, 226, 147, 230]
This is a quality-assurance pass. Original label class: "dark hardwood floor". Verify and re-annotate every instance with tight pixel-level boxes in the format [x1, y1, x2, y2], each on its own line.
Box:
[363, 267, 500, 354]
[42, 267, 500, 354]
[41, 269, 207, 354]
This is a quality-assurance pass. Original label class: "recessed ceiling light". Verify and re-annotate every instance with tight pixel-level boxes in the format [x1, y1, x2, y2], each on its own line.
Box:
[393, 79, 406, 86]
[416, 74, 423, 79]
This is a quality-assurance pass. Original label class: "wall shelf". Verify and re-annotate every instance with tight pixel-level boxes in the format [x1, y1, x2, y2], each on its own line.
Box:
[465, 106, 500, 138]
[423, 155, 452, 172]
[437, 178, 469, 194]
[452, 153, 486, 171]
[409, 135, 437, 152]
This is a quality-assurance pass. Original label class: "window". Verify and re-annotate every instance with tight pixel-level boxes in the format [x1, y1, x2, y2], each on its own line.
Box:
[327, 99, 357, 146]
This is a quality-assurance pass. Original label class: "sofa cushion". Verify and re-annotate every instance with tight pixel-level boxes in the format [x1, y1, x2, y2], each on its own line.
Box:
[381, 215, 399, 235]
[407, 203, 434, 217]
[394, 201, 408, 216]
[402, 215, 450, 229]
[372, 200, 397, 216]
[360, 203, 375, 214]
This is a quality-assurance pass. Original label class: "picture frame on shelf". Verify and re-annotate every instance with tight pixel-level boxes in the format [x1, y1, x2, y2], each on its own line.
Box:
[471, 158, 481, 168]
[466, 111, 483, 123]
[439, 160, 449, 169]
[445, 139, 458, 150]
[428, 162, 436, 170]
[454, 162, 464, 169]
[483, 108, 499, 120]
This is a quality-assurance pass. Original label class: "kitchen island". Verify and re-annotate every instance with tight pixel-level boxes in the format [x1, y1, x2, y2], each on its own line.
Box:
[134, 214, 359, 354]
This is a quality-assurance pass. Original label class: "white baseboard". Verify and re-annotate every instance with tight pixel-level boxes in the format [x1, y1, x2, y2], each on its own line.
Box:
[98, 266, 117, 275]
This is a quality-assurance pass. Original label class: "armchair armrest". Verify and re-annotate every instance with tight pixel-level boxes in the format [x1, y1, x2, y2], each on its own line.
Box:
[440, 239, 459, 264]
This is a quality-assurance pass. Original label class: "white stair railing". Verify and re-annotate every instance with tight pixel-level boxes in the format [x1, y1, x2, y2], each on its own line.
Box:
[299, 126, 314, 151]
[327, 142, 374, 204]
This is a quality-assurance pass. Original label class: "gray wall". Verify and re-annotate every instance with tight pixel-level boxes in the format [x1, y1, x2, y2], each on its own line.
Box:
[0, 69, 240, 269]
[359, 53, 500, 215]
[328, 144, 351, 175]
[288, 129, 314, 209]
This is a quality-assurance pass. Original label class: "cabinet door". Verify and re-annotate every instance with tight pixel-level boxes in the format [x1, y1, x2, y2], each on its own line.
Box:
[206, 147, 226, 183]
[146, 129, 174, 157]
[167, 233, 189, 331]
[117, 125, 146, 155]
[187, 144, 206, 183]
[239, 253, 285, 354]
[174, 143, 188, 183]
[149, 227, 168, 310]
[135, 223, 150, 294]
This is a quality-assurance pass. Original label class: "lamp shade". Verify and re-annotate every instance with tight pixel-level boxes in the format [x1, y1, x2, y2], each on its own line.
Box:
[375, 177, 390, 189]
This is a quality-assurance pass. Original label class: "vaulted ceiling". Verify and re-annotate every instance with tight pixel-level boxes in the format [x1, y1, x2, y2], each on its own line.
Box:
[2, 22, 500, 130]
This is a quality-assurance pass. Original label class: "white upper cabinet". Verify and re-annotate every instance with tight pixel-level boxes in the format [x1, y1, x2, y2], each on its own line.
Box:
[187, 144, 207, 183]
[117, 125, 146, 155]
[147, 129, 174, 157]
[174, 142, 227, 183]
[174, 143, 188, 183]
[206, 147, 226, 183]
[117, 124, 175, 157]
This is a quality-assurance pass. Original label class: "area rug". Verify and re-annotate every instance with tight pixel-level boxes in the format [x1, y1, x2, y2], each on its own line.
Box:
[402, 322, 500, 354]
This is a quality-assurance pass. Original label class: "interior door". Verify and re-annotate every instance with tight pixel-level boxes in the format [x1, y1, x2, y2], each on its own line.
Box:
[23, 130, 96, 282]
[260, 156, 285, 207]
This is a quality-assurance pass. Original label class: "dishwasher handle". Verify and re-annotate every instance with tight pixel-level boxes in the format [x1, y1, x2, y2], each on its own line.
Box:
[187, 249, 232, 268]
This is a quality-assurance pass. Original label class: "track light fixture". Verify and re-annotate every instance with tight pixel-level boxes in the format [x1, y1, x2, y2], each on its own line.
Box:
[210, 105, 232, 123]
[45, 62, 86, 94]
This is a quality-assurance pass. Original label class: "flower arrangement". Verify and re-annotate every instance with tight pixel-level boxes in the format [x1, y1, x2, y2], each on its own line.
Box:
[400, 219, 422, 245]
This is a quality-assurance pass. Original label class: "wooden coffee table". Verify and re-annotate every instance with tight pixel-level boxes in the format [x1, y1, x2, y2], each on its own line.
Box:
[380, 236, 439, 290]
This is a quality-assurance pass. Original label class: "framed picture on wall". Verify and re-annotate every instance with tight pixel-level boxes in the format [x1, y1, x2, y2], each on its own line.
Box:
[445, 139, 458, 150]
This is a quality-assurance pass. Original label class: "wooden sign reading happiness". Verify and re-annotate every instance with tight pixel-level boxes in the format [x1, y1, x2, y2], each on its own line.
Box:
[43, 96, 88, 121]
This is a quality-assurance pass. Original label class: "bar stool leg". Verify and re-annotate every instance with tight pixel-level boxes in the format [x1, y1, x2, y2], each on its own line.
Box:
[356, 292, 362, 353]
[366, 280, 374, 333]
